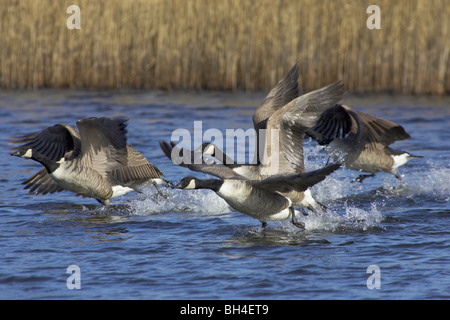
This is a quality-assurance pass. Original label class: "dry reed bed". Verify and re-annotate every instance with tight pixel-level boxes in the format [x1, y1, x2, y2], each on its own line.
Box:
[0, 0, 449, 94]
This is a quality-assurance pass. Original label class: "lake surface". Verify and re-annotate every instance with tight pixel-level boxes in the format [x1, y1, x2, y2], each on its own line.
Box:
[0, 89, 449, 300]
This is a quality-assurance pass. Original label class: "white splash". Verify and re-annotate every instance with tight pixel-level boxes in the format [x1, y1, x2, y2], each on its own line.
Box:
[405, 165, 450, 199]
[298, 202, 385, 232]
[379, 160, 450, 201]
[303, 143, 364, 202]
[127, 186, 232, 216]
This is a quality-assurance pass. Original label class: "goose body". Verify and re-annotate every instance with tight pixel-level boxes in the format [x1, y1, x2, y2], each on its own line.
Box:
[10, 117, 165, 205]
[216, 179, 293, 222]
[307, 104, 422, 182]
[176, 162, 341, 228]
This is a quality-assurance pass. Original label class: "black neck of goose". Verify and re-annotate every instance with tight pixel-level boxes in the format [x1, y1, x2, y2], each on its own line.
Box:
[31, 152, 59, 173]
[196, 179, 223, 192]
[254, 127, 265, 166]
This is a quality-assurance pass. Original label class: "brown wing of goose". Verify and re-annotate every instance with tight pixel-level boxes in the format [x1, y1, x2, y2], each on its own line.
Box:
[21, 168, 65, 195]
[253, 63, 301, 131]
[307, 104, 411, 149]
[254, 162, 341, 193]
[75, 117, 129, 176]
[261, 81, 344, 175]
[110, 145, 164, 186]
[9, 124, 81, 161]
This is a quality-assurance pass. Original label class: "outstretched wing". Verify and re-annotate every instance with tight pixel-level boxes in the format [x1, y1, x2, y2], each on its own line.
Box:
[21, 168, 65, 195]
[307, 104, 411, 149]
[9, 124, 81, 193]
[306, 104, 352, 145]
[255, 162, 341, 193]
[253, 63, 301, 131]
[354, 109, 411, 147]
[110, 145, 164, 186]
[76, 117, 129, 175]
[9, 124, 80, 160]
[261, 81, 344, 174]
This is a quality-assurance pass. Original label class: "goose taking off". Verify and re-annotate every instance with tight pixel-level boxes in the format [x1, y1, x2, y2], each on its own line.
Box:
[10, 117, 165, 205]
[174, 159, 341, 229]
[161, 64, 344, 212]
[305, 104, 422, 182]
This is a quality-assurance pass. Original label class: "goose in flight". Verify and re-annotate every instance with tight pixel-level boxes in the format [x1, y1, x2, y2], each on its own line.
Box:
[174, 156, 341, 228]
[305, 104, 422, 182]
[10, 117, 165, 205]
[161, 64, 344, 211]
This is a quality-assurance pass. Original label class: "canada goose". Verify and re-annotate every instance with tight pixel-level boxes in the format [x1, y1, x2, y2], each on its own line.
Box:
[10, 117, 165, 205]
[175, 161, 341, 228]
[161, 64, 344, 212]
[305, 104, 422, 182]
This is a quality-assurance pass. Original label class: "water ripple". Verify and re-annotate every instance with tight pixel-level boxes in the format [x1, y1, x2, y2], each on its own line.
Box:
[1, 90, 449, 299]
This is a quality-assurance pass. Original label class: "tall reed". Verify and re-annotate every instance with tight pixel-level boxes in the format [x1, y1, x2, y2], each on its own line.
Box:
[0, 0, 448, 94]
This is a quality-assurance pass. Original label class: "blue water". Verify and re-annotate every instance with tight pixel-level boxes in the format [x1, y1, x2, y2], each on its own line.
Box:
[0, 89, 449, 300]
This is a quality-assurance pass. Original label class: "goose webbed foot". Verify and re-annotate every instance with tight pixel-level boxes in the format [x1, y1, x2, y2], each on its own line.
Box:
[292, 219, 305, 229]
[316, 200, 328, 212]
[352, 173, 375, 183]
[152, 181, 169, 198]
[306, 201, 327, 215]
[290, 207, 305, 230]
[97, 198, 110, 206]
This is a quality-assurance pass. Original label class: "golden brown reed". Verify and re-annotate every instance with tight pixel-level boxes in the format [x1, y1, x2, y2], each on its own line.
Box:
[1, 0, 449, 94]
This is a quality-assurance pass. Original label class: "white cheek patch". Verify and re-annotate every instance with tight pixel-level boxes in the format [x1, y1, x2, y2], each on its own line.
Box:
[185, 180, 196, 189]
[204, 144, 215, 155]
[22, 149, 33, 158]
